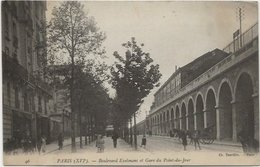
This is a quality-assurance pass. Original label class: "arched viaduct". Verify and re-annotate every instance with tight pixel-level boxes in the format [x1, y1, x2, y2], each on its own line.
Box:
[148, 27, 258, 142]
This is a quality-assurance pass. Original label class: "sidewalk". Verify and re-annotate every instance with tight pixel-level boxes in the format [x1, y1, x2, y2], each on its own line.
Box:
[5, 137, 90, 155]
[50, 136, 143, 154]
[148, 135, 242, 147]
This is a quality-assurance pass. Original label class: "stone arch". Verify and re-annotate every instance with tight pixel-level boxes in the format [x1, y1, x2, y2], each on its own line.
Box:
[205, 88, 217, 138]
[181, 102, 187, 130]
[163, 111, 166, 134]
[188, 98, 195, 131]
[235, 72, 255, 141]
[217, 78, 234, 103]
[234, 69, 257, 99]
[171, 108, 174, 130]
[196, 93, 204, 130]
[205, 86, 217, 105]
[175, 105, 180, 129]
[218, 81, 233, 140]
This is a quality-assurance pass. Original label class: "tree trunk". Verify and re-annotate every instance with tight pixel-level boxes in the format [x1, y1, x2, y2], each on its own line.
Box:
[134, 112, 137, 150]
[79, 104, 82, 148]
[85, 114, 88, 145]
[130, 118, 133, 146]
[90, 115, 93, 142]
[70, 54, 76, 152]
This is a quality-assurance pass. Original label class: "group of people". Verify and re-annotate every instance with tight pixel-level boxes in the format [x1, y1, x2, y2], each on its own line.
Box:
[4, 135, 47, 155]
[177, 130, 201, 151]
[95, 131, 119, 153]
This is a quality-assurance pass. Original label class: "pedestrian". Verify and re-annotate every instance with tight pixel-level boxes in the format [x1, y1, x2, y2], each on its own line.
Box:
[238, 129, 249, 153]
[193, 130, 201, 150]
[188, 130, 194, 145]
[140, 135, 147, 148]
[100, 135, 105, 153]
[36, 137, 42, 154]
[58, 133, 63, 150]
[181, 131, 188, 151]
[112, 131, 119, 148]
[96, 135, 102, 153]
[41, 136, 46, 153]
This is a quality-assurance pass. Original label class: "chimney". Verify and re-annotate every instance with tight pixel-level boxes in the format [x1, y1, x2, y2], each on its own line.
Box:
[175, 65, 177, 71]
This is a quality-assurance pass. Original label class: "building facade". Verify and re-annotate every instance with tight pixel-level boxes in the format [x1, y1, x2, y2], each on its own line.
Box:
[2, 1, 57, 144]
[147, 23, 258, 144]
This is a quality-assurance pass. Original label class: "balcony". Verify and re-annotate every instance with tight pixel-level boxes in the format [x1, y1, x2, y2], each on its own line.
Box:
[2, 52, 53, 96]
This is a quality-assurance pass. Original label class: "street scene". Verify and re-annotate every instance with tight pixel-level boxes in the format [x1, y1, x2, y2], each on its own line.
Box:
[2, 1, 259, 166]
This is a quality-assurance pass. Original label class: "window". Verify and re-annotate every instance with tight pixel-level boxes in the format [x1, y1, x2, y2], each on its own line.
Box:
[24, 92, 29, 111]
[11, 2, 17, 18]
[12, 22, 18, 48]
[4, 12, 9, 38]
[4, 47, 9, 56]
[38, 96, 42, 112]
[12, 52, 18, 60]
[7, 83, 11, 106]
[44, 98, 47, 115]
[14, 87, 19, 108]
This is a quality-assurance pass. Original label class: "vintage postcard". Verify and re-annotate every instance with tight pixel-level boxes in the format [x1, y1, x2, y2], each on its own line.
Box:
[2, 0, 259, 166]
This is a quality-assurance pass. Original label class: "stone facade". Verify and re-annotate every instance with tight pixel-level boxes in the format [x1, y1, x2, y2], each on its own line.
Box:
[2, 1, 57, 143]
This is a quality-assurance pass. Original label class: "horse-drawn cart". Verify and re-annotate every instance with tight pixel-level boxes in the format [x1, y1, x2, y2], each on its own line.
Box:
[198, 124, 215, 144]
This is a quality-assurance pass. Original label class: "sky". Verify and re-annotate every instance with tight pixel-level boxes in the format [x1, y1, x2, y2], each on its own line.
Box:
[46, 1, 258, 123]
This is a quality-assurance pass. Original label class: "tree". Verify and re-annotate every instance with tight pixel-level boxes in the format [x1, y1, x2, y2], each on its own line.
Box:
[110, 37, 162, 149]
[47, 1, 106, 152]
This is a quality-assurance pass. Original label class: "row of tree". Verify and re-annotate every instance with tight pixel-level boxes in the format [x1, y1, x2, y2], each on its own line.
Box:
[110, 38, 162, 149]
[45, 1, 161, 152]
[46, 1, 110, 152]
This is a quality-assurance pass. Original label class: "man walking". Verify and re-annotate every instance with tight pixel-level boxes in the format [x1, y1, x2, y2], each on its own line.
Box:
[58, 133, 63, 150]
[193, 130, 201, 150]
[112, 131, 119, 148]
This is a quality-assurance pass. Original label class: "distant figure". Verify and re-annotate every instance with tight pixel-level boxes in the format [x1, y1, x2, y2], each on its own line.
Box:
[41, 136, 46, 153]
[238, 130, 259, 153]
[112, 131, 119, 148]
[141, 135, 147, 148]
[193, 130, 201, 150]
[238, 129, 249, 153]
[58, 133, 63, 150]
[100, 135, 105, 152]
[36, 137, 42, 154]
[181, 131, 188, 151]
[96, 135, 104, 153]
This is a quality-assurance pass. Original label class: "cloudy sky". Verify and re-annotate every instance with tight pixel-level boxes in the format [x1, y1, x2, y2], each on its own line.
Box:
[46, 1, 258, 123]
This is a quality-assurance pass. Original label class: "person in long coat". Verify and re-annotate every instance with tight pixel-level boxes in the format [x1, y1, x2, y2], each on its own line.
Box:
[36, 137, 42, 154]
[193, 130, 201, 150]
[141, 135, 147, 148]
[181, 131, 188, 151]
[112, 131, 119, 148]
[58, 133, 63, 150]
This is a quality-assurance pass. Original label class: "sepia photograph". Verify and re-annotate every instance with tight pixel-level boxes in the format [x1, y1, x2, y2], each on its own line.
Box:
[2, 0, 259, 166]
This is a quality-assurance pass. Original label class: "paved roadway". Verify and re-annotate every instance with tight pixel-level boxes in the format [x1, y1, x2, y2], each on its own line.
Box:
[136, 135, 243, 153]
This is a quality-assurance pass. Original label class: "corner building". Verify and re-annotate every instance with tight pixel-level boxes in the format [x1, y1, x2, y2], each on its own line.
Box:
[2, 1, 56, 144]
